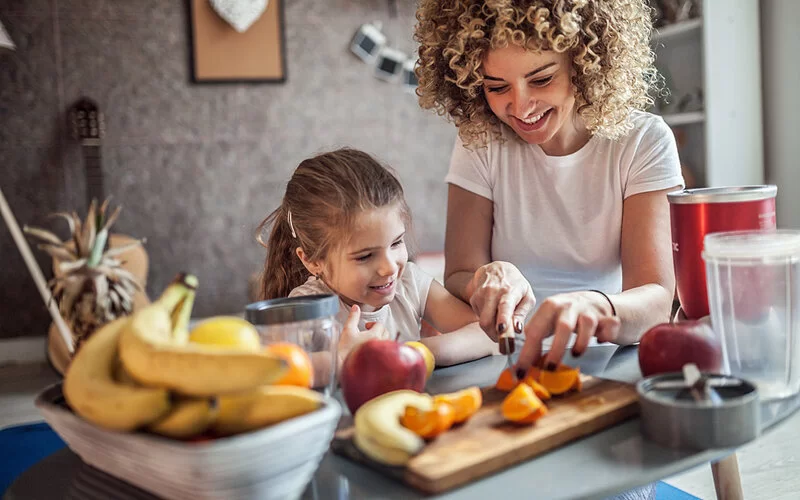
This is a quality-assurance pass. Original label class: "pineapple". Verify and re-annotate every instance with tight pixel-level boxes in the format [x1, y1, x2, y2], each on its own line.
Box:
[24, 199, 145, 350]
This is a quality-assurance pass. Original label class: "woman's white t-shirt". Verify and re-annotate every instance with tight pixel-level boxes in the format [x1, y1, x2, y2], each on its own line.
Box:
[288, 261, 434, 343]
[445, 110, 685, 305]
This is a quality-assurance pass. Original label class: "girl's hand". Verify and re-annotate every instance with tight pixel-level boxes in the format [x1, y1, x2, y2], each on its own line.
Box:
[515, 291, 621, 374]
[337, 305, 390, 366]
[467, 261, 537, 342]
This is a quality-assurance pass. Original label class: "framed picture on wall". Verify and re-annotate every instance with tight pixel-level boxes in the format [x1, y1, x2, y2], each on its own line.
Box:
[187, 0, 286, 83]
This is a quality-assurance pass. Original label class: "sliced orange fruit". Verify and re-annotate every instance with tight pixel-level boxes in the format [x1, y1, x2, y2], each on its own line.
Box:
[400, 401, 456, 439]
[495, 368, 518, 392]
[524, 378, 552, 401]
[501, 384, 546, 424]
[539, 366, 580, 395]
[434, 386, 482, 423]
[400, 405, 439, 437]
[514, 404, 549, 424]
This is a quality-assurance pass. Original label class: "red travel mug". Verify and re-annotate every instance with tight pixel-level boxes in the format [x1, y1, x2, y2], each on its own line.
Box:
[667, 186, 777, 320]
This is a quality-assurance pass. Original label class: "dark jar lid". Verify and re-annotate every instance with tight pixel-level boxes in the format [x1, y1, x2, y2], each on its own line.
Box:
[245, 294, 339, 325]
[667, 185, 777, 204]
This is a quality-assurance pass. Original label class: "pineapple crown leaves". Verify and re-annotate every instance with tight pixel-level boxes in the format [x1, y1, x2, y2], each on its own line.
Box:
[23, 198, 147, 344]
[22, 198, 144, 270]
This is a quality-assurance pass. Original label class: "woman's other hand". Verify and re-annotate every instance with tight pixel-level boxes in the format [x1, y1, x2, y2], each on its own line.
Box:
[466, 261, 537, 342]
[515, 291, 621, 373]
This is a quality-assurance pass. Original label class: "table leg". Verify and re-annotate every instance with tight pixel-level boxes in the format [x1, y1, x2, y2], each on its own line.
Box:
[711, 453, 743, 500]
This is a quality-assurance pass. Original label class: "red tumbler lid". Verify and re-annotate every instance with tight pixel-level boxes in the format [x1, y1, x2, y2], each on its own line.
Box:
[667, 185, 777, 204]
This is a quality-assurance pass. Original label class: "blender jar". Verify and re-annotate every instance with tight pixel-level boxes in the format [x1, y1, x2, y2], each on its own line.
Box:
[703, 229, 800, 400]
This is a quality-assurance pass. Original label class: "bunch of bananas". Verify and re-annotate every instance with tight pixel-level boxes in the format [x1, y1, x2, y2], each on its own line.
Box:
[63, 273, 323, 440]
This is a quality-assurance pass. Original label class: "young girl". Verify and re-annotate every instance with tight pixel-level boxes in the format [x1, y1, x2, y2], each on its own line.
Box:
[257, 148, 498, 372]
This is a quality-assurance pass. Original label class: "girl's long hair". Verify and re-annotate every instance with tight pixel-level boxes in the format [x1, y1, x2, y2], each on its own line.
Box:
[257, 148, 413, 300]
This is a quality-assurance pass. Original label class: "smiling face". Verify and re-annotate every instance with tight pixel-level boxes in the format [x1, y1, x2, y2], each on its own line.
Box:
[308, 204, 408, 311]
[482, 45, 587, 155]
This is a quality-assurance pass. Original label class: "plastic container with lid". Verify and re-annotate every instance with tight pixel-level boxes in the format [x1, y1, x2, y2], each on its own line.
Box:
[703, 229, 800, 400]
[245, 294, 341, 396]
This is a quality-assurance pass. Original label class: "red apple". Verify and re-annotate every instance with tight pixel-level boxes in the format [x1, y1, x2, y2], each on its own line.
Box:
[638, 320, 723, 377]
[339, 338, 427, 414]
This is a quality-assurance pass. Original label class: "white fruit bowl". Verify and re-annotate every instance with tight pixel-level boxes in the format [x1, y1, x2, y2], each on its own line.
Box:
[35, 382, 341, 500]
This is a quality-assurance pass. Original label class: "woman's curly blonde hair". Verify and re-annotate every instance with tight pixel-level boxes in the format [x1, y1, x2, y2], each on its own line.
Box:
[414, 0, 663, 147]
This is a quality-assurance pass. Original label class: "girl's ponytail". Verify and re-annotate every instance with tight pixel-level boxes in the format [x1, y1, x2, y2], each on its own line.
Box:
[257, 205, 309, 300]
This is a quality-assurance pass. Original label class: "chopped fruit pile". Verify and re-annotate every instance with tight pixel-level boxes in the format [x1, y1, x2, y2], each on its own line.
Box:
[495, 357, 582, 424]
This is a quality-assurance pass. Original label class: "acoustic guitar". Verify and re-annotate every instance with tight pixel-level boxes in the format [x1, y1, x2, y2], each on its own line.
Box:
[47, 98, 151, 374]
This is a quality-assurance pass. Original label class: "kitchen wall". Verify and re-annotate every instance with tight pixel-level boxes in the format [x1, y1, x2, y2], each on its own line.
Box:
[761, 0, 800, 229]
[0, 0, 456, 339]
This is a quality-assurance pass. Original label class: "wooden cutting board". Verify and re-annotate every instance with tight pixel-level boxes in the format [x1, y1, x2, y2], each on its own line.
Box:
[331, 374, 640, 494]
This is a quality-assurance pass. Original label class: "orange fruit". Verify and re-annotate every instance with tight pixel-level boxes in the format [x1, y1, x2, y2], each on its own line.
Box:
[495, 368, 518, 392]
[524, 378, 552, 401]
[501, 384, 546, 424]
[539, 366, 580, 395]
[434, 386, 483, 423]
[400, 401, 456, 439]
[264, 342, 314, 388]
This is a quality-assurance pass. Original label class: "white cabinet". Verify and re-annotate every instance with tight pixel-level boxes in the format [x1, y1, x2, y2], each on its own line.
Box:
[650, 0, 763, 188]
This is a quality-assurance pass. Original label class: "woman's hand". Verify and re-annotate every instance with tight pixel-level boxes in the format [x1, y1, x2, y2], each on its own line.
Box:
[466, 261, 537, 342]
[515, 291, 621, 374]
[337, 305, 390, 366]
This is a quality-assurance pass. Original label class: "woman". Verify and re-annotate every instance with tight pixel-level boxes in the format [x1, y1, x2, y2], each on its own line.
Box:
[414, 0, 684, 375]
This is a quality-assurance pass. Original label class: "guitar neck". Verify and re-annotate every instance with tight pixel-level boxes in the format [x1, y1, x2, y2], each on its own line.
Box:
[82, 143, 104, 206]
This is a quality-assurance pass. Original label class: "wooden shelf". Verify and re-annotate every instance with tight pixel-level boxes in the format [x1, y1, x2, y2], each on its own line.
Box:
[661, 111, 705, 127]
[652, 18, 702, 42]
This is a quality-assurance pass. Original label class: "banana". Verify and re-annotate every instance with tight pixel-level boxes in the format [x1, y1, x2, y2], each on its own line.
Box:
[112, 355, 138, 385]
[212, 385, 324, 436]
[146, 397, 219, 439]
[353, 390, 434, 466]
[119, 274, 287, 397]
[63, 316, 171, 432]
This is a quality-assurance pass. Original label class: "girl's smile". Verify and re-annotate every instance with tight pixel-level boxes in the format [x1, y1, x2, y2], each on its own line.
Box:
[316, 203, 408, 312]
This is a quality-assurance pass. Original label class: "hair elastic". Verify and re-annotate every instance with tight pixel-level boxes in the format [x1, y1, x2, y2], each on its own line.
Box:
[589, 289, 617, 316]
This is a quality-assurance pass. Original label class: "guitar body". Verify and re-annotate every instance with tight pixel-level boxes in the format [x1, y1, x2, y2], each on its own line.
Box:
[49, 98, 151, 375]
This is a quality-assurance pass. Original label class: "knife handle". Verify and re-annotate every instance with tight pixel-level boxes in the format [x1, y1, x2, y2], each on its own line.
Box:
[499, 332, 515, 355]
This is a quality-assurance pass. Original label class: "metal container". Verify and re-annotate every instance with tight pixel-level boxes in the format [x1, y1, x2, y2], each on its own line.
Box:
[667, 185, 777, 319]
[245, 294, 340, 396]
[637, 372, 760, 450]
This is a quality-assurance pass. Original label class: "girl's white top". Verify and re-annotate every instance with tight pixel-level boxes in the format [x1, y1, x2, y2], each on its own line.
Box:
[289, 261, 433, 342]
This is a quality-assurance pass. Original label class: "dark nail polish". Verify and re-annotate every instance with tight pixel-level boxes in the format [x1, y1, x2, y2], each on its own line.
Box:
[546, 362, 557, 371]
[571, 348, 582, 358]
[516, 368, 526, 380]
[514, 321, 523, 333]
[498, 323, 506, 334]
